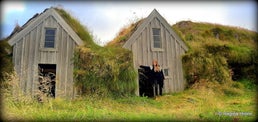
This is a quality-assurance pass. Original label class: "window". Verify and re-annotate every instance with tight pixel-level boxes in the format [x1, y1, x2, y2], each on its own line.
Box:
[44, 28, 56, 48]
[152, 28, 161, 48]
[163, 68, 169, 76]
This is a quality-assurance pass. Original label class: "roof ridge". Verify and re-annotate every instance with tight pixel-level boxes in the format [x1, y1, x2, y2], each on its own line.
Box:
[123, 9, 188, 51]
[8, 8, 51, 39]
[8, 7, 84, 46]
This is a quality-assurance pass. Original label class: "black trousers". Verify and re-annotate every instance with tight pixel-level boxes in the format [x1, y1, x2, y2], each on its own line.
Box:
[153, 80, 163, 96]
[152, 80, 160, 97]
[159, 84, 163, 96]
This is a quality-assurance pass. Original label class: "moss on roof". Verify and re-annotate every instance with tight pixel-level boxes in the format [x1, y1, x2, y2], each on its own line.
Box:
[107, 18, 145, 47]
[53, 7, 137, 97]
[54, 7, 101, 49]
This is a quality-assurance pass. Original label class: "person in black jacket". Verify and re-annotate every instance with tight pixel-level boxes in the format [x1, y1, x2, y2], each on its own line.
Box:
[156, 66, 164, 96]
[151, 60, 165, 96]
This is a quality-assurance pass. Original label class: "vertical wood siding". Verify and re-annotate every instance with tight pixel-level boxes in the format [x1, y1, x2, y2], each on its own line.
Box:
[128, 17, 187, 93]
[12, 15, 77, 98]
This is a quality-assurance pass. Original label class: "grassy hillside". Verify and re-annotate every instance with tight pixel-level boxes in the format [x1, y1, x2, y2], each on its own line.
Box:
[172, 21, 257, 87]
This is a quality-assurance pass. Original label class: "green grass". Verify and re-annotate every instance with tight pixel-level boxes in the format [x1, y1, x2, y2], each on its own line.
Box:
[2, 81, 256, 121]
[54, 7, 137, 97]
[173, 21, 257, 86]
[0, 39, 13, 82]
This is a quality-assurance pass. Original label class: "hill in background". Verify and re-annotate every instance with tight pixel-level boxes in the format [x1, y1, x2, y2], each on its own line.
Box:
[172, 21, 257, 87]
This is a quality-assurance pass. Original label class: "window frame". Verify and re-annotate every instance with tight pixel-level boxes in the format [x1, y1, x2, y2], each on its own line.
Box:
[153, 28, 161, 48]
[163, 68, 170, 78]
[151, 28, 164, 51]
[44, 28, 56, 48]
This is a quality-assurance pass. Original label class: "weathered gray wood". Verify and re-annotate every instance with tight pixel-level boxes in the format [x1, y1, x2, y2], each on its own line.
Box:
[124, 9, 188, 51]
[146, 26, 151, 64]
[32, 25, 40, 96]
[28, 29, 34, 95]
[64, 33, 69, 97]
[123, 9, 188, 94]
[8, 8, 83, 46]
[8, 8, 83, 98]
[174, 39, 178, 92]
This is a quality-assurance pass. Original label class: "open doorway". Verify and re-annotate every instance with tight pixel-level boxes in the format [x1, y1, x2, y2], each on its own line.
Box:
[38, 64, 56, 98]
[138, 66, 154, 97]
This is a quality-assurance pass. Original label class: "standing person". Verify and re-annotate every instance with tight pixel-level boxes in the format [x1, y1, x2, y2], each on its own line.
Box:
[151, 60, 158, 97]
[157, 65, 165, 96]
[151, 60, 164, 97]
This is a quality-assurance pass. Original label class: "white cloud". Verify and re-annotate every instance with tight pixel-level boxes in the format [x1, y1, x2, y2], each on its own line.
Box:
[2, 1, 26, 25]
[2, 1, 255, 44]
[85, 2, 232, 45]
[2, 1, 25, 14]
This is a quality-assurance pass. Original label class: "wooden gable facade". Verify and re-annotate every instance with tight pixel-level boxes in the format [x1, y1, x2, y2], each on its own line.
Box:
[123, 9, 188, 94]
[8, 7, 84, 98]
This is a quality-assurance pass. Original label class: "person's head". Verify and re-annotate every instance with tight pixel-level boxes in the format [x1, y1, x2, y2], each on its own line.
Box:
[153, 59, 158, 66]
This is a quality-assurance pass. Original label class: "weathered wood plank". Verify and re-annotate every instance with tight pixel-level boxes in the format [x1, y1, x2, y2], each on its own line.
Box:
[146, 25, 152, 64]
[28, 29, 35, 95]
[173, 37, 178, 92]
[142, 29, 147, 65]
[165, 27, 171, 92]
[59, 29, 67, 97]
[17, 40, 23, 80]
[64, 34, 70, 97]
[170, 35, 174, 92]
[137, 37, 142, 67]
[132, 41, 137, 69]
[32, 24, 41, 96]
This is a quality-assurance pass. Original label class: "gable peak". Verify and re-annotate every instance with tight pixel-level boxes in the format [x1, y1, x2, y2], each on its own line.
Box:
[150, 8, 160, 15]
[152, 8, 158, 13]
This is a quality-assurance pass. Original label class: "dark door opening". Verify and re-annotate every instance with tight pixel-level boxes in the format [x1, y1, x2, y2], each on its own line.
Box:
[38, 64, 56, 98]
[138, 66, 154, 97]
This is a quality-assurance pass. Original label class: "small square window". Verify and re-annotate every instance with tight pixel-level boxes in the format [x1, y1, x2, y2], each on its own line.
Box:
[163, 69, 169, 76]
[44, 28, 56, 48]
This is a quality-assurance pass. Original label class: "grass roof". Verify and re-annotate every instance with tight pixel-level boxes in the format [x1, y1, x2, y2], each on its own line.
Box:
[54, 7, 101, 50]
[107, 18, 145, 47]
[53, 7, 137, 97]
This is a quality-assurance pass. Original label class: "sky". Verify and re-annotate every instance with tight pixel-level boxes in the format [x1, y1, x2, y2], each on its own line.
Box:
[1, 0, 257, 45]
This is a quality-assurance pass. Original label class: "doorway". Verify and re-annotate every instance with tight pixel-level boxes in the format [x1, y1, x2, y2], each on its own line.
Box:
[38, 64, 56, 98]
[138, 66, 154, 97]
